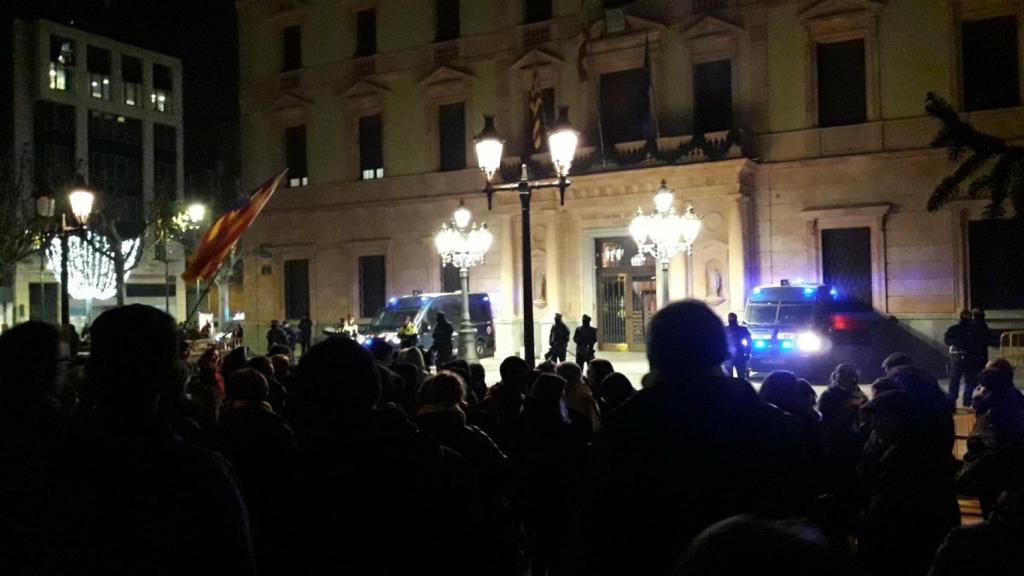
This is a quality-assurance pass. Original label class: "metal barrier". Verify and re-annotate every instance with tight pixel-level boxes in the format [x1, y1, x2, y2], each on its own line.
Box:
[999, 330, 1024, 367]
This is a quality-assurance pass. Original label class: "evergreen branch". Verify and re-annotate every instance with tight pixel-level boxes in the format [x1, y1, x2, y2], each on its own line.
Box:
[927, 153, 991, 211]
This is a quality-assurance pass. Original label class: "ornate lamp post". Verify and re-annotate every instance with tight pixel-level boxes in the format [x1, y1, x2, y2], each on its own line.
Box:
[435, 202, 493, 362]
[630, 180, 702, 308]
[473, 106, 578, 367]
[37, 186, 95, 328]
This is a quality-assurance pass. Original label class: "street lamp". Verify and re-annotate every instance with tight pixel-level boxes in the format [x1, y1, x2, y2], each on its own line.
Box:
[161, 201, 208, 317]
[435, 202, 493, 362]
[37, 187, 96, 328]
[474, 105, 578, 367]
[630, 180, 702, 308]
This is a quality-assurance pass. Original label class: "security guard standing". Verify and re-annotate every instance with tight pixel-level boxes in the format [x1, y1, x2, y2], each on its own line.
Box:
[546, 313, 570, 362]
[944, 310, 973, 408]
[724, 313, 752, 379]
[432, 312, 455, 365]
[398, 315, 418, 349]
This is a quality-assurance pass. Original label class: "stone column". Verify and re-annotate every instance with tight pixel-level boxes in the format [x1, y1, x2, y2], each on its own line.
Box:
[728, 193, 749, 314]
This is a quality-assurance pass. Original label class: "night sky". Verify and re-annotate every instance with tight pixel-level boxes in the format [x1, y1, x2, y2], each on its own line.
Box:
[4, 0, 240, 204]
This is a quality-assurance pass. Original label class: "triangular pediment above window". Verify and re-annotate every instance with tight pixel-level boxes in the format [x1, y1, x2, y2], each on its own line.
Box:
[799, 0, 884, 22]
[271, 92, 313, 111]
[511, 49, 563, 72]
[587, 13, 666, 41]
[340, 80, 389, 100]
[681, 15, 744, 42]
[271, 0, 309, 20]
[418, 65, 475, 87]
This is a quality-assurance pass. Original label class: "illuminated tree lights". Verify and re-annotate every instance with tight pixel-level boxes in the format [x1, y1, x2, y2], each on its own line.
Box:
[46, 232, 141, 301]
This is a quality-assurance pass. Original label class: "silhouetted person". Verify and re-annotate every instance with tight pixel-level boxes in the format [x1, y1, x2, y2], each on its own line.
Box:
[398, 315, 418, 349]
[556, 361, 600, 437]
[599, 371, 636, 414]
[189, 347, 224, 429]
[298, 315, 313, 354]
[212, 367, 296, 573]
[66, 305, 255, 574]
[818, 363, 868, 530]
[467, 362, 488, 407]
[962, 309, 992, 408]
[673, 516, 850, 576]
[945, 310, 975, 408]
[479, 356, 529, 458]
[586, 358, 615, 401]
[858, 389, 960, 576]
[573, 314, 598, 371]
[0, 322, 71, 572]
[432, 311, 455, 365]
[585, 300, 803, 576]
[724, 312, 752, 378]
[957, 359, 1024, 517]
[521, 373, 588, 576]
[266, 319, 289, 354]
[929, 487, 1024, 576]
[881, 352, 913, 375]
[547, 313, 570, 362]
[760, 370, 824, 498]
[245, 355, 288, 413]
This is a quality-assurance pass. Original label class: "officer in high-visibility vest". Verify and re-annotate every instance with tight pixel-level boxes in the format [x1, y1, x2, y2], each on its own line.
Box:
[398, 316, 418, 349]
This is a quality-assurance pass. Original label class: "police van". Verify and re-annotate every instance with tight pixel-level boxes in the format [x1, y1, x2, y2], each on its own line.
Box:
[744, 280, 869, 376]
[360, 292, 496, 358]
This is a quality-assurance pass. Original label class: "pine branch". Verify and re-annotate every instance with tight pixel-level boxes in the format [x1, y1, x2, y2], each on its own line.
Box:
[927, 153, 991, 211]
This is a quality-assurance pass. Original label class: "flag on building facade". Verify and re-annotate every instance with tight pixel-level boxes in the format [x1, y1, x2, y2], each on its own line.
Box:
[181, 169, 287, 283]
[577, 1, 590, 81]
[528, 65, 545, 152]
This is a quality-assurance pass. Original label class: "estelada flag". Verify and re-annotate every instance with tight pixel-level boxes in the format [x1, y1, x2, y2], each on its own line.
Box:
[181, 169, 287, 283]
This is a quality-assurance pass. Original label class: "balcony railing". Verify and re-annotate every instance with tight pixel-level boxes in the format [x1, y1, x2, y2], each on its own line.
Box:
[693, 0, 727, 12]
[522, 23, 551, 47]
[353, 56, 376, 77]
[433, 42, 459, 65]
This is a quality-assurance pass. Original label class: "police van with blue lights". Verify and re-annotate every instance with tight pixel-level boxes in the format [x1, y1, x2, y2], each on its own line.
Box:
[745, 280, 867, 375]
[359, 292, 496, 358]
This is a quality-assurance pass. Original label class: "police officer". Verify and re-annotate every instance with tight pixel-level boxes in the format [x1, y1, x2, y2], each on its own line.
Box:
[944, 310, 974, 408]
[724, 312, 752, 379]
[963, 308, 992, 408]
[546, 313, 570, 362]
[432, 312, 455, 365]
[398, 315, 418, 349]
[573, 314, 598, 371]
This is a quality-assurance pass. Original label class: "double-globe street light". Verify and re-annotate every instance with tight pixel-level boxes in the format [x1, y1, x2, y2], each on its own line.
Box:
[630, 180, 702, 309]
[473, 106, 579, 367]
[36, 187, 96, 328]
[435, 203, 494, 363]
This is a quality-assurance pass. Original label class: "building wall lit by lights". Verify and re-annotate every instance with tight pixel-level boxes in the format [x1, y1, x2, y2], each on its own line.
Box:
[236, 0, 1024, 357]
[2, 19, 186, 327]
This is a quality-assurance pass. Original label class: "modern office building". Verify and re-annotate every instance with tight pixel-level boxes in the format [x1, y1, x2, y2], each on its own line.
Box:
[236, 0, 1024, 357]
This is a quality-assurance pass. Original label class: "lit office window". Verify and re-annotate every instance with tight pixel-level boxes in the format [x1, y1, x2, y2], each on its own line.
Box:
[151, 64, 173, 113]
[122, 56, 142, 106]
[48, 36, 75, 91]
[88, 46, 112, 100]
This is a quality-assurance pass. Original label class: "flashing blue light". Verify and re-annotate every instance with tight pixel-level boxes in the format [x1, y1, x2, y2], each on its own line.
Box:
[829, 288, 839, 298]
[803, 287, 815, 296]
[420, 296, 429, 302]
[753, 339, 768, 350]
[483, 296, 490, 302]
[388, 297, 398, 305]
[753, 287, 763, 295]
[780, 340, 794, 350]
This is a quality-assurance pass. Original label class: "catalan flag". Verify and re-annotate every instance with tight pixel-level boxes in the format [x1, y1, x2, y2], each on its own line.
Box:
[528, 65, 544, 152]
[181, 169, 287, 283]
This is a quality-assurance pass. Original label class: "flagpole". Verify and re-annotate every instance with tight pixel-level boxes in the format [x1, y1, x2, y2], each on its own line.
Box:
[184, 273, 218, 328]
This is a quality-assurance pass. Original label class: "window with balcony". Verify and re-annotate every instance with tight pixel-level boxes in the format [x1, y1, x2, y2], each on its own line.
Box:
[283, 25, 302, 71]
[600, 69, 649, 144]
[359, 114, 384, 180]
[88, 46, 112, 100]
[355, 9, 377, 57]
[122, 56, 142, 106]
[523, 0, 552, 24]
[151, 64, 173, 112]
[962, 17, 1021, 111]
[286, 125, 308, 187]
[48, 36, 75, 91]
[816, 39, 866, 127]
[436, 0, 460, 42]
[693, 59, 732, 133]
[439, 102, 466, 171]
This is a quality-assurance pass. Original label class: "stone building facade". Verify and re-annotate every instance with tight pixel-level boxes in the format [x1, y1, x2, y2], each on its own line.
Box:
[236, 0, 1024, 357]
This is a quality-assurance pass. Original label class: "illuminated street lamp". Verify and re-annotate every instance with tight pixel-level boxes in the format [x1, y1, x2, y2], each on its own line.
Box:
[435, 202, 493, 362]
[630, 180, 702, 308]
[474, 106, 578, 367]
[37, 187, 96, 328]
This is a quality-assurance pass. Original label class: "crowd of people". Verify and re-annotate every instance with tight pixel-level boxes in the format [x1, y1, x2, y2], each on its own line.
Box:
[1, 300, 1023, 575]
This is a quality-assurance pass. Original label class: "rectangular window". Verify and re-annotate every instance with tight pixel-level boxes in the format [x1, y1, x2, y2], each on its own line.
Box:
[359, 255, 387, 318]
[355, 9, 377, 57]
[524, 87, 555, 153]
[962, 17, 1021, 111]
[122, 56, 142, 106]
[29, 283, 59, 324]
[599, 69, 649, 143]
[439, 102, 466, 171]
[153, 124, 177, 196]
[33, 101, 76, 193]
[282, 25, 302, 71]
[87, 46, 112, 100]
[441, 262, 461, 292]
[969, 219, 1024, 310]
[284, 259, 311, 319]
[816, 39, 867, 127]
[821, 227, 873, 311]
[436, 0, 460, 42]
[286, 125, 308, 187]
[151, 64, 173, 112]
[359, 114, 384, 180]
[49, 36, 75, 91]
[693, 59, 732, 133]
[524, 0, 552, 23]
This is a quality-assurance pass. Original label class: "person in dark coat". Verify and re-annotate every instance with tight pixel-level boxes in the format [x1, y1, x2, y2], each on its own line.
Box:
[478, 356, 529, 459]
[929, 487, 1024, 576]
[572, 314, 598, 371]
[432, 312, 455, 365]
[957, 359, 1024, 517]
[297, 315, 313, 354]
[245, 355, 289, 414]
[583, 300, 804, 576]
[944, 310, 975, 409]
[546, 313, 570, 363]
[266, 319, 290, 354]
[64, 305, 255, 575]
[858, 389, 961, 576]
[599, 372, 636, 414]
[963, 308, 992, 408]
[723, 312, 752, 378]
[818, 362, 868, 530]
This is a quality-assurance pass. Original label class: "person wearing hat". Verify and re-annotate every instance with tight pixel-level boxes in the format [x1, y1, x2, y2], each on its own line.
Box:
[582, 300, 804, 576]
[572, 314, 598, 371]
[546, 313, 570, 363]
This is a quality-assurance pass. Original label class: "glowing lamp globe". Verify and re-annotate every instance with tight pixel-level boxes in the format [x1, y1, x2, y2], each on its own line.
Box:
[547, 105, 578, 178]
[186, 202, 207, 224]
[68, 189, 95, 226]
[473, 115, 504, 182]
